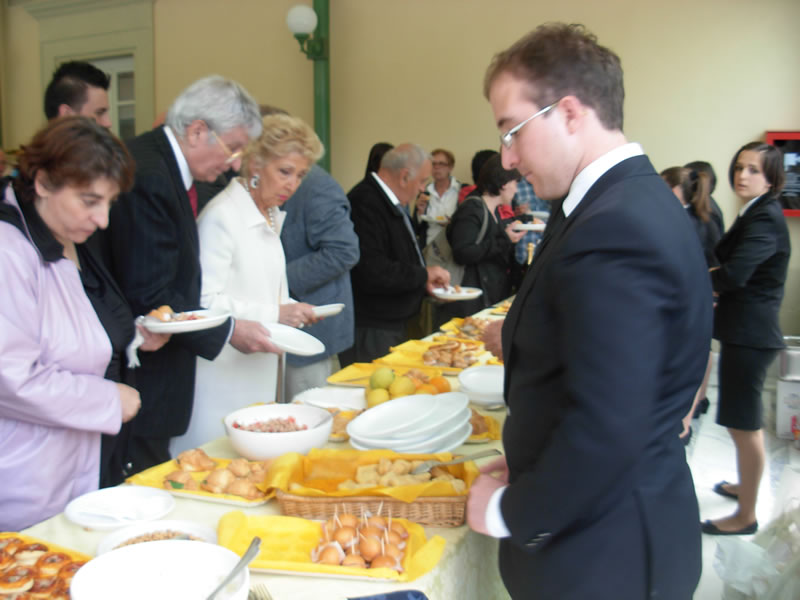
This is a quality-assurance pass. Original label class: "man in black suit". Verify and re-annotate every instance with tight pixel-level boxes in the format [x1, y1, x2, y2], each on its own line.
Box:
[467, 24, 712, 599]
[341, 144, 450, 364]
[101, 76, 279, 474]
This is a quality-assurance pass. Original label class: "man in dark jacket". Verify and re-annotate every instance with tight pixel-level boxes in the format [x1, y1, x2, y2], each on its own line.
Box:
[341, 144, 450, 364]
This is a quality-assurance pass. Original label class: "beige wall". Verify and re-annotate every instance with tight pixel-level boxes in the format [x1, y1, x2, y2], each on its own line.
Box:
[3, 0, 800, 328]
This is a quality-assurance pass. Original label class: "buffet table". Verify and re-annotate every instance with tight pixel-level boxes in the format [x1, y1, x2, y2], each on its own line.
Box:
[24, 305, 512, 600]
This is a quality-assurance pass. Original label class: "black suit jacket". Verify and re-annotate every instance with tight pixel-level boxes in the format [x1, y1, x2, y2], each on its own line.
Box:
[347, 174, 428, 328]
[99, 127, 230, 438]
[499, 155, 711, 599]
[712, 193, 790, 348]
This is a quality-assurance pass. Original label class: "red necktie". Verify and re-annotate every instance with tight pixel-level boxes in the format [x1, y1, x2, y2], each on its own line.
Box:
[187, 183, 198, 218]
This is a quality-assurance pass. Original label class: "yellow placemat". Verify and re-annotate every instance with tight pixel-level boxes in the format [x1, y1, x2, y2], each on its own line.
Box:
[217, 511, 445, 582]
[264, 448, 479, 502]
[0, 532, 90, 562]
[327, 363, 443, 388]
[376, 338, 487, 373]
[126, 457, 272, 505]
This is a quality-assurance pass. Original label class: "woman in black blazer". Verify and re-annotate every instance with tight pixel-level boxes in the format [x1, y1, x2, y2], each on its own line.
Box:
[702, 142, 790, 536]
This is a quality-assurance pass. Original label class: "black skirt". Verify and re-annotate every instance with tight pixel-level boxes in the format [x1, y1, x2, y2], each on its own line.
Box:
[716, 343, 778, 430]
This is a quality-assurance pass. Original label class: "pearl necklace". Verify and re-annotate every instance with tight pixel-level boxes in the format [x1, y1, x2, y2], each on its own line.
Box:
[242, 177, 278, 232]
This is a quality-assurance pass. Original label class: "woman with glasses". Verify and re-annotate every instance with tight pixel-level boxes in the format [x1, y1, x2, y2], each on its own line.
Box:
[700, 142, 789, 536]
[172, 114, 323, 453]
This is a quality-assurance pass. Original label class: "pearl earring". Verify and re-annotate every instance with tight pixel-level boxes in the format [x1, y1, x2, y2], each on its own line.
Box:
[249, 174, 260, 189]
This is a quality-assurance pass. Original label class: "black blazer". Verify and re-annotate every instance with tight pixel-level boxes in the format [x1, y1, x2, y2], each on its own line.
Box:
[686, 205, 722, 268]
[447, 196, 514, 312]
[97, 127, 230, 438]
[347, 175, 428, 328]
[498, 155, 711, 599]
[712, 193, 790, 349]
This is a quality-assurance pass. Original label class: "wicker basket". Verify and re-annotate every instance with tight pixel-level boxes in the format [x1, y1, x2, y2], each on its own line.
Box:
[275, 490, 466, 527]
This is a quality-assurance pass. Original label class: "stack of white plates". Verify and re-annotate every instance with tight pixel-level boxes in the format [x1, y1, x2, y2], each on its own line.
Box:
[458, 365, 505, 409]
[346, 392, 471, 453]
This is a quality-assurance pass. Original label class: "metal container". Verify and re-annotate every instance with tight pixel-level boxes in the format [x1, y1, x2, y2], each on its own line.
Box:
[779, 336, 800, 381]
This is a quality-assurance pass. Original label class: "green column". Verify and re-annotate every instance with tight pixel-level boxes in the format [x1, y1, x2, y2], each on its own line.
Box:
[312, 0, 330, 172]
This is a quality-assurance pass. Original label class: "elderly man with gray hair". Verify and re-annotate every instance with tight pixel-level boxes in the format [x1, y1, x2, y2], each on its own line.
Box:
[341, 143, 450, 365]
[98, 75, 280, 475]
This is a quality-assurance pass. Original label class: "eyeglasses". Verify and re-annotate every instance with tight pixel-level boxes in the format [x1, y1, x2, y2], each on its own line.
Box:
[211, 130, 244, 165]
[499, 100, 560, 149]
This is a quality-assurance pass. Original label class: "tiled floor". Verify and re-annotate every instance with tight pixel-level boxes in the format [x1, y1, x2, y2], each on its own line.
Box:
[686, 362, 799, 599]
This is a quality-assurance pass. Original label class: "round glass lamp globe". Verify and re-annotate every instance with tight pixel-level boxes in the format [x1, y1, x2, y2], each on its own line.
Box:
[286, 5, 318, 35]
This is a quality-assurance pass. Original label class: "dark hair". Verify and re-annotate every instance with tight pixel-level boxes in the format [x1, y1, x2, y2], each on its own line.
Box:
[684, 160, 717, 194]
[484, 23, 624, 131]
[365, 142, 393, 178]
[13, 116, 135, 204]
[470, 149, 498, 184]
[661, 166, 712, 223]
[431, 148, 455, 167]
[44, 61, 110, 120]
[728, 142, 785, 195]
[476, 154, 520, 196]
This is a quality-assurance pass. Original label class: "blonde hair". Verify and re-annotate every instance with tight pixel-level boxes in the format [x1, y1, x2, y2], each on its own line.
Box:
[241, 114, 323, 180]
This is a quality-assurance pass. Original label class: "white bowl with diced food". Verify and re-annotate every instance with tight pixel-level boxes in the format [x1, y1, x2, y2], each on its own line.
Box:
[224, 403, 333, 460]
[71, 540, 248, 600]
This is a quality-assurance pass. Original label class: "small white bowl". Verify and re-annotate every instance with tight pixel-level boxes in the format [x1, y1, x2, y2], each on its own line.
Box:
[458, 365, 505, 408]
[224, 403, 333, 460]
[97, 519, 217, 555]
[71, 540, 248, 600]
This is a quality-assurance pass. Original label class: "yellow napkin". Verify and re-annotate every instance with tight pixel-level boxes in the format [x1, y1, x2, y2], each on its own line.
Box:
[126, 457, 270, 504]
[217, 511, 446, 582]
[264, 448, 478, 502]
[327, 363, 443, 387]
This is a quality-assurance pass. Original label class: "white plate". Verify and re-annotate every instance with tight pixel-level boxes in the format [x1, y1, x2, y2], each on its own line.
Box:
[431, 286, 483, 301]
[352, 420, 473, 454]
[292, 386, 366, 410]
[311, 303, 345, 318]
[349, 392, 469, 445]
[96, 519, 217, 555]
[420, 214, 449, 224]
[64, 486, 175, 531]
[458, 365, 505, 408]
[530, 211, 550, 220]
[162, 488, 270, 507]
[266, 323, 326, 356]
[353, 409, 472, 453]
[140, 309, 230, 334]
[512, 223, 546, 232]
[71, 540, 248, 600]
[346, 394, 438, 439]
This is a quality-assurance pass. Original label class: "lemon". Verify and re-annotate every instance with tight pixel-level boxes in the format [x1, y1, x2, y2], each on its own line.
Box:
[388, 375, 417, 398]
[369, 367, 395, 390]
[366, 388, 391, 407]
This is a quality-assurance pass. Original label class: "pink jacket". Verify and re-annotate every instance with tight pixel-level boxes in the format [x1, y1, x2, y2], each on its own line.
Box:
[0, 188, 121, 531]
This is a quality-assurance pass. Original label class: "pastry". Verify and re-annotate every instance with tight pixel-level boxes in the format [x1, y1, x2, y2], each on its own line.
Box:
[56, 560, 85, 587]
[13, 544, 48, 566]
[35, 552, 71, 577]
[164, 469, 200, 491]
[147, 305, 174, 321]
[176, 448, 216, 471]
[224, 478, 261, 500]
[28, 574, 60, 597]
[226, 458, 251, 478]
[0, 565, 35, 594]
[0, 537, 23, 556]
[201, 468, 236, 494]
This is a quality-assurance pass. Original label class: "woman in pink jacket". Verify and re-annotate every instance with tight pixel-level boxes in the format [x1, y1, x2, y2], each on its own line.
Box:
[0, 117, 154, 530]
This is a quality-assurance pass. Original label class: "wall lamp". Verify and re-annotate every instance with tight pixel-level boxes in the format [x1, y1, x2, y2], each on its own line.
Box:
[286, 2, 331, 171]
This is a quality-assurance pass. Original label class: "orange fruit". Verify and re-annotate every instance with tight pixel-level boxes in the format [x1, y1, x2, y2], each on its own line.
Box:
[408, 376, 424, 389]
[416, 383, 438, 395]
[429, 376, 451, 394]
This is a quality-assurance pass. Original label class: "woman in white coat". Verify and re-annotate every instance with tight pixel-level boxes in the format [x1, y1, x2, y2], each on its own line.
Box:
[173, 115, 324, 452]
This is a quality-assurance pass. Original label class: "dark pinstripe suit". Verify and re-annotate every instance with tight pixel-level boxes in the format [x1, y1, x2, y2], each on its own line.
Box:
[99, 127, 230, 471]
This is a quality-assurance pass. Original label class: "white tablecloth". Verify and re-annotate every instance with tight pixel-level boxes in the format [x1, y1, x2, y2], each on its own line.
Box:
[24, 306, 512, 600]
